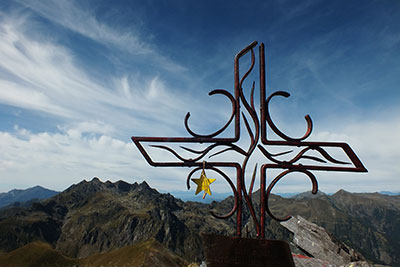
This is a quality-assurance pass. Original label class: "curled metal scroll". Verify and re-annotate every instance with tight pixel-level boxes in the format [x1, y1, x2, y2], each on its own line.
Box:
[185, 89, 236, 138]
[186, 166, 238, 219]
[265, 91, 313, 142]
[265, 169, 318, 222]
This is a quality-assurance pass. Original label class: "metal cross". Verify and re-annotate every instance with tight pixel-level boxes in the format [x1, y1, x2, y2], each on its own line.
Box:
[131, 41, 367, 238]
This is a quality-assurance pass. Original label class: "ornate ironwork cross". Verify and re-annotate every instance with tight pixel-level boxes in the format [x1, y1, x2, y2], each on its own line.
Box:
[131, 41, 367, 238]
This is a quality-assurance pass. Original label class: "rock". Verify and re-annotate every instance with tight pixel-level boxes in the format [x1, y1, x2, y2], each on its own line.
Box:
[340, 262, 390, 267]
[281, 215, 364, 266]
[292, 254, 332, 267]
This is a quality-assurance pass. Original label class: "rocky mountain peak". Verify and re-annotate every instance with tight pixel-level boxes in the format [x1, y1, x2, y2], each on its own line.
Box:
[91, 177, 101, 182]
[114, 180, 133, 192]
[291, 190, 327, 200]
[65, 177, 134, 195]
[137, 180, 150, 190]
[64, 177, 105, 194]
[333, 189, 351, 196]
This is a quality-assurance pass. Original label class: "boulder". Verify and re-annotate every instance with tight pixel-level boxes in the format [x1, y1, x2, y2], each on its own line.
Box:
[281, 215, 364, 266]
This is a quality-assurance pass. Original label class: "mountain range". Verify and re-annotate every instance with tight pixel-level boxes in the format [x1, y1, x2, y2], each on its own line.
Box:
[0, 186, 59, 208]
[0, 177, 399, 266]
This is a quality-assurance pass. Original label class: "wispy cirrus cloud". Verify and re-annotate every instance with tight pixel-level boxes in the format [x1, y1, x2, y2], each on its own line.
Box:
[14, 0, 185, 72]
[0, 12, 194, 137]
[17, 0, 149, 53]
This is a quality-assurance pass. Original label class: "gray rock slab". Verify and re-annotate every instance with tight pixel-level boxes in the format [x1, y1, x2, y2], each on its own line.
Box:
[281, 216, 358, 266]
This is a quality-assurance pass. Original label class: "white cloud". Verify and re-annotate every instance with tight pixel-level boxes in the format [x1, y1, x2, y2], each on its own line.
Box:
[14, 0, 185, 72]
[16, 0, 149, 54]
[309, 115, 400, 193]
[1, 114, 398, 195]
[0, 123, 190, 192]
[59, 121, 116, 138]
[0, 13, 193, 137]
[0, 80, 72, 116]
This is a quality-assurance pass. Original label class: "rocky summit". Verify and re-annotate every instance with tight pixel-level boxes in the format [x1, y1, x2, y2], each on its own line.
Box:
[0, 177, 399, 266]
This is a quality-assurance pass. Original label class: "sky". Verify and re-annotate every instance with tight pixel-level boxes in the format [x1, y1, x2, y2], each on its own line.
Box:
[0, 0, 399, 196]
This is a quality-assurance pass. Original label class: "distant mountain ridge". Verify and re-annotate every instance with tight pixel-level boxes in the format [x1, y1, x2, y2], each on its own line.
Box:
[291, 190, 327, 199]
[0, 185, 59, 208]
[379, 191, 400, 196]
[0, 178, 399, 266]
[168, 190, 231, 203]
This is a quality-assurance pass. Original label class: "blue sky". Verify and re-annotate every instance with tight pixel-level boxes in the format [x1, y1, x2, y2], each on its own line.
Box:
[0, 0, 399, 196]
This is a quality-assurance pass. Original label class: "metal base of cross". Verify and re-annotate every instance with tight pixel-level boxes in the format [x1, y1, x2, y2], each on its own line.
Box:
[202, 233, 295, 267]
